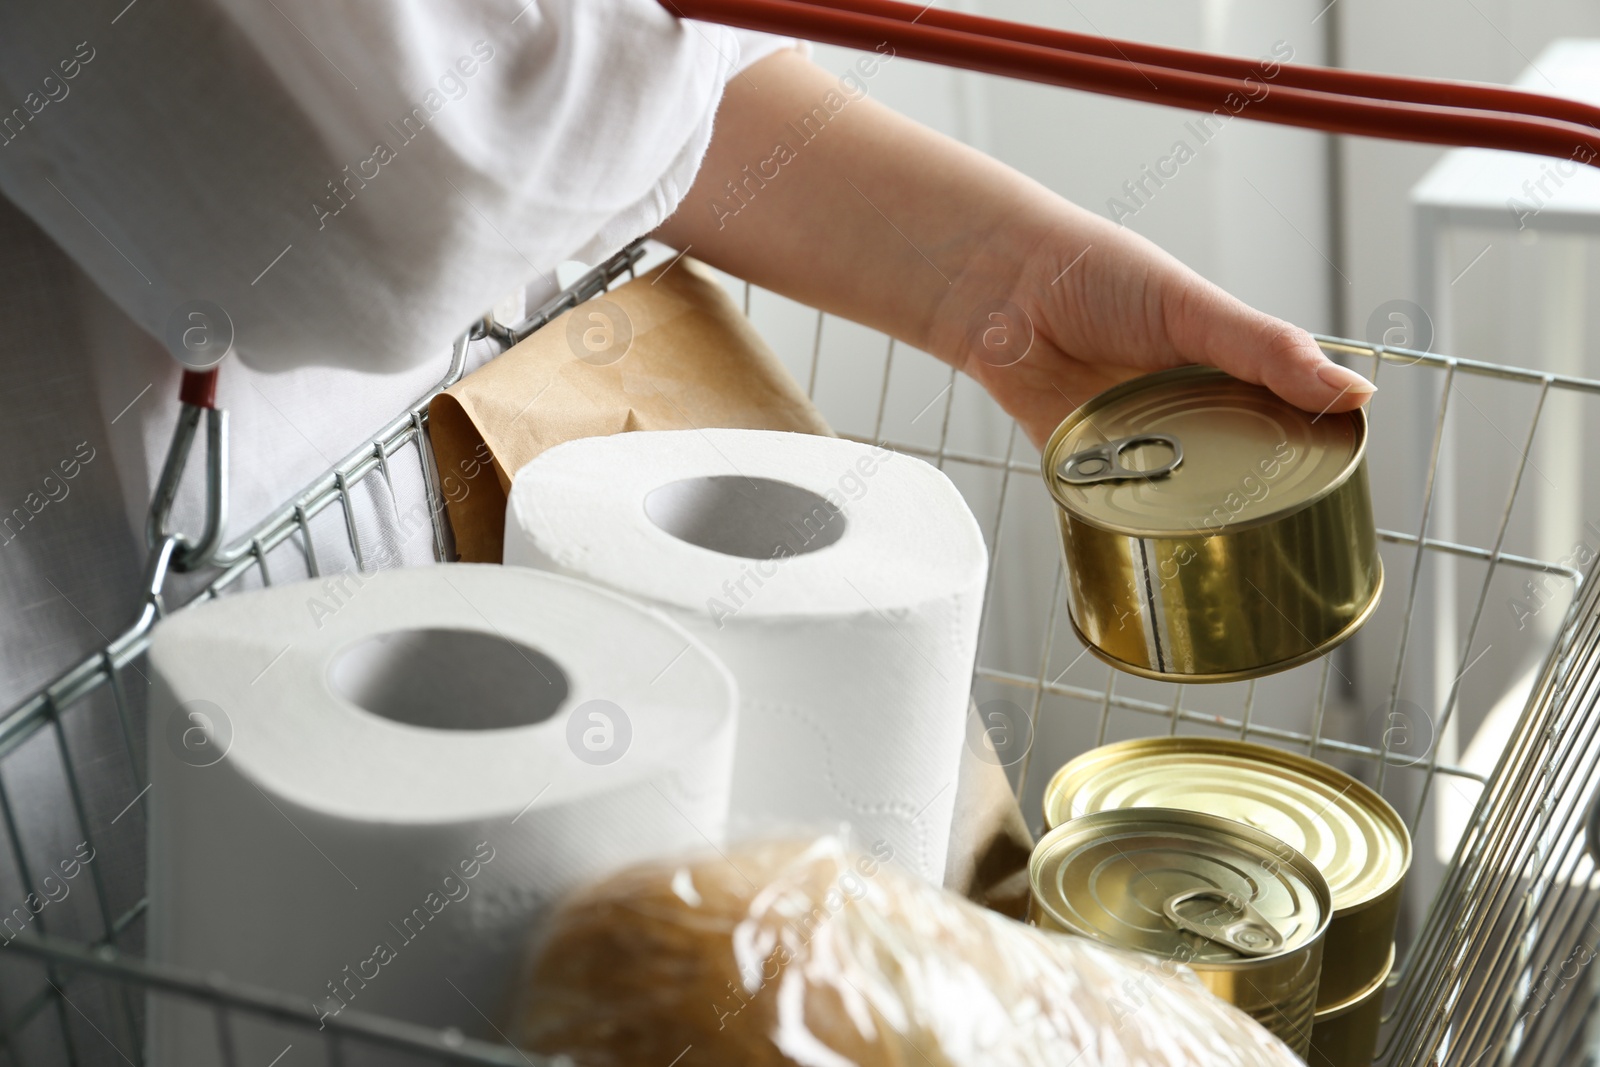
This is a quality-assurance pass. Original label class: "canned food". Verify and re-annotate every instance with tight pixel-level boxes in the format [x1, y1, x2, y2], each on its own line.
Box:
[1041, 366, 1382, 682]
[1307, 944, 1393, 1067]
[1029, 808, 1330, 1054]
[1042, 737, 1410, 1007]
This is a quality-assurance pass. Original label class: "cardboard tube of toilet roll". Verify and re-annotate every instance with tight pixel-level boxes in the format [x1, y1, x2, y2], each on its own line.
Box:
[428, 257, 832, 564]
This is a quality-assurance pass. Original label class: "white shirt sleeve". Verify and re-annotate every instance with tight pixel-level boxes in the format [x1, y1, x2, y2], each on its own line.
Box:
[0, 1, 795, 376]
[727, 27, 807, 73]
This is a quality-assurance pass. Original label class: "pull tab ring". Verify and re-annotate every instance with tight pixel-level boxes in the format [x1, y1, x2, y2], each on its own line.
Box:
[1163, 887, 1284, 957]
[1057, 433, 1183, 485]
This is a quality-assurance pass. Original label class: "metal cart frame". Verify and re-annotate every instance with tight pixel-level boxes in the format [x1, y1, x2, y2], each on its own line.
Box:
[2, 237, 1597, 1065]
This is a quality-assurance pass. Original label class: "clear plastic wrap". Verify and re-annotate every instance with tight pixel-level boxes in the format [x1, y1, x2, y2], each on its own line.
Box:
[518, 836, 1303, 1066]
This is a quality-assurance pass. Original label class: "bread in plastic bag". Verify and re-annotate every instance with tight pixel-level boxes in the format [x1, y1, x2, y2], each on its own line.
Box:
[518, 835, 1303, 1066]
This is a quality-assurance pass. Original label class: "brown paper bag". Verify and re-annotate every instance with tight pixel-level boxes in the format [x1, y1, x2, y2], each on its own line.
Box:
[428, 257, 832, 563]
[943, 712, 1036, 919]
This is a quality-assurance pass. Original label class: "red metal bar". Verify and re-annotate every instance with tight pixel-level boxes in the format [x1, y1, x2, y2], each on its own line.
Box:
[665, 0, 1600, 168]
[794, 0, 1600, 131]
[178, 369, 218, 410]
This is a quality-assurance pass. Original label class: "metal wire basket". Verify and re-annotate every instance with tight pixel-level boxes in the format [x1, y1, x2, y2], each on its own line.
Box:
[1, 237, 1594, 1066]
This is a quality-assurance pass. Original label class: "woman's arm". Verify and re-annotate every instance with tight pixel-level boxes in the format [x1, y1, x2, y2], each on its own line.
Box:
[654, 48, 1373, 447]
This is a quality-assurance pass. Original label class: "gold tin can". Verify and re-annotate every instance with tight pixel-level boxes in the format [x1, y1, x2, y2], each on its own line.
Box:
[1029, 808, 1330, 1055]
[1307, 943, 1394, 1067]
[1041, 366, 1383, 682]
[1042, 737, 1410, 1008]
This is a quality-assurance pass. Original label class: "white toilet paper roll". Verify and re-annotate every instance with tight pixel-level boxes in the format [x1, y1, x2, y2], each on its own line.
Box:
[146, 563, 736, 1066]
[505, 429, 987, 883]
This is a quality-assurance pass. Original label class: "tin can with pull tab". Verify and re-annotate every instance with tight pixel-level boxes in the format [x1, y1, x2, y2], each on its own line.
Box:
[1041, 737, 1411, 1010]
[1041, 366, 1383, 682]
[1029, 807, 1330, 1054]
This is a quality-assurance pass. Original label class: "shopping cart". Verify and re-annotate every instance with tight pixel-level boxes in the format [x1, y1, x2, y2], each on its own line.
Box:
[1, 230, 1596, 1065]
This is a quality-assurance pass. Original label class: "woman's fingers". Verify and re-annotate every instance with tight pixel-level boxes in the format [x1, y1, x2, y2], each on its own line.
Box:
[1161, 272, 1375, 415]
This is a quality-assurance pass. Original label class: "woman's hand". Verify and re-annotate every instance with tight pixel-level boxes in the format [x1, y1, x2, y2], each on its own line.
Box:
[655, 48, 1372, 445]
[930, 208, 1373, 447]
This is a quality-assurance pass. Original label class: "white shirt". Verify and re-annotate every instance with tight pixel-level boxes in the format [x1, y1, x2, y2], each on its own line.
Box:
[5, 0, 778, 376]
[4, 0, 789, 547]
[0, 0, 789, 657]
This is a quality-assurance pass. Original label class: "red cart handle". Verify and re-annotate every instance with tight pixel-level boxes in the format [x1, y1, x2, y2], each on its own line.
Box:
[663, 0, 1600, 168]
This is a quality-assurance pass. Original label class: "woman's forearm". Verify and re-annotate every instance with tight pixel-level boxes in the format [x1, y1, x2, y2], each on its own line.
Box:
[654, 47, 1060, 355]
[655, 47, 1373, 444]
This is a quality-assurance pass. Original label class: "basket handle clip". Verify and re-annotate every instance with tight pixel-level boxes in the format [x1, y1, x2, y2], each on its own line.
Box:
[145, 369, 228, 572]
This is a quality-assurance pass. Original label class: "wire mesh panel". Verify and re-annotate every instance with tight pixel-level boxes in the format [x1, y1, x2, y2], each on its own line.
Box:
[0, 242, 1595, 1064]
[741, 272, 1600, 1066]
[1377, 545, 1600, 1067]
